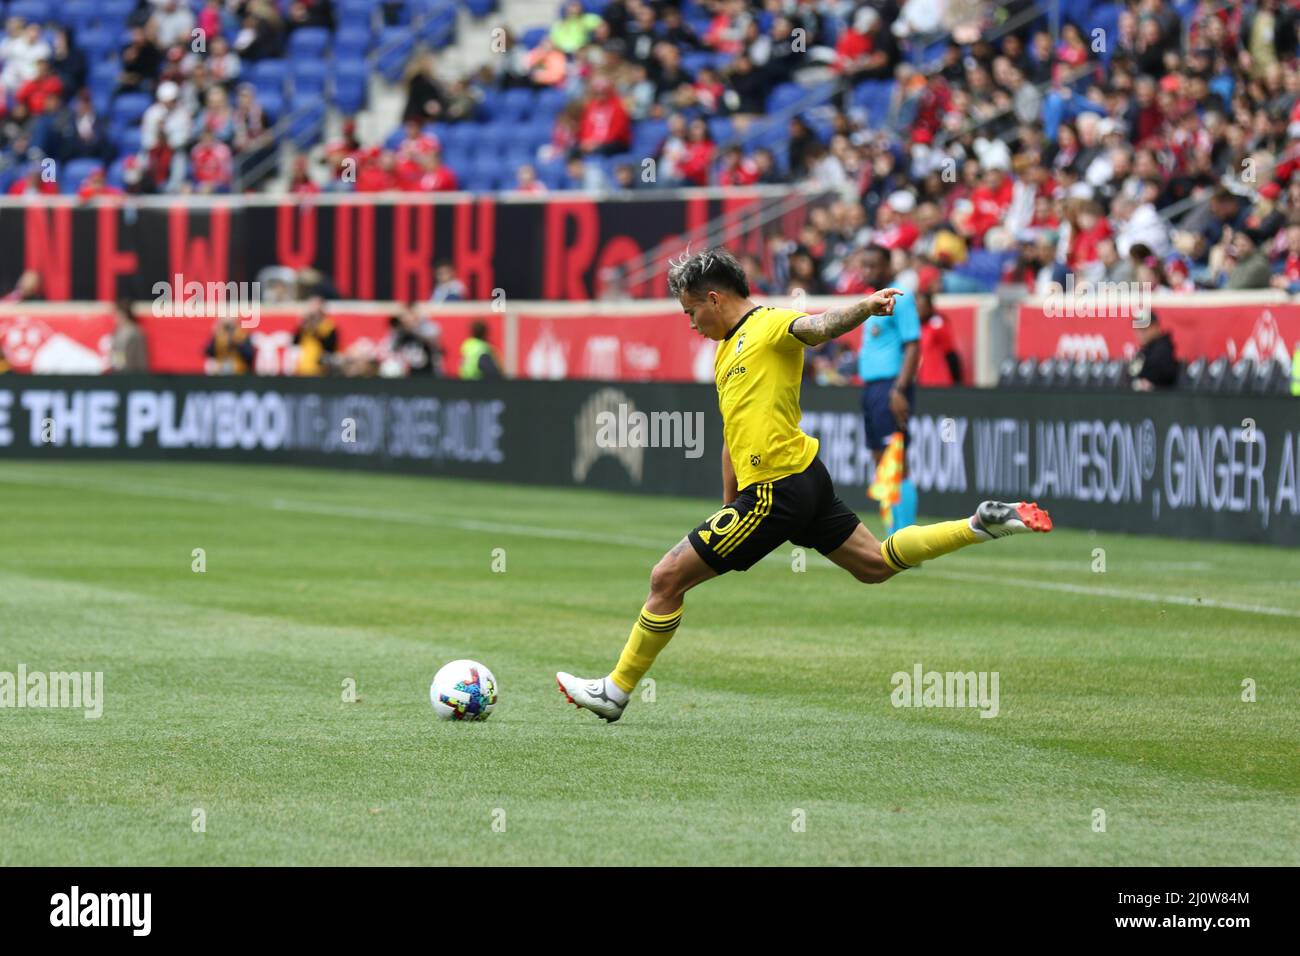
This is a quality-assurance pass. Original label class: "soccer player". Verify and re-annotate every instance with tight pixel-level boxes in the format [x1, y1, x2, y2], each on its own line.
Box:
[556, 249, 1051, 722]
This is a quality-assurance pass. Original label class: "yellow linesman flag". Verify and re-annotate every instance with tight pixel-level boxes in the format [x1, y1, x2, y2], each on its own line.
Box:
[868, 430, 906, 516]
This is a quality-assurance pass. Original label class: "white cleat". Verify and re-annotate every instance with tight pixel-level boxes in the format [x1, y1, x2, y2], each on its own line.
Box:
[555, 672, 628, 723]
[973, 500, 1054, 538]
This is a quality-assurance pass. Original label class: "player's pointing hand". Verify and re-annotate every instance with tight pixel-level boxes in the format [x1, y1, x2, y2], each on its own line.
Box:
[866, 288, 905, 316]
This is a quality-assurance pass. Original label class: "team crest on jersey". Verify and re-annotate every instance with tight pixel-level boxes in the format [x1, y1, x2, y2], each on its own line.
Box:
[735, 332, 746, 355]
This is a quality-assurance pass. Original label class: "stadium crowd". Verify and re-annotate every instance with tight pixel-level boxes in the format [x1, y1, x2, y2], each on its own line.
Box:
[380, 0, 1300, 297]
[1, 0, 1298, 299]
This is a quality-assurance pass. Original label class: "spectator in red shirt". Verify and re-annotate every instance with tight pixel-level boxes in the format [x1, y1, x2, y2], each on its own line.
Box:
[397, 118, 439, 159]
[916, 293, 964, 387]
[417, 151, 459, 192]
[677, 117, 714, 186]
[16, 60, 63, 118]
[191, 130, 233, 192]
[964, 164, 1015, 242]
[287, 155, 320, 194]
[1066, 199, 1111, 270]
[833, 11, 873, 73]
[834, 249, 872, 295]
[716, 146, 759, 186]
[355, 150, 398, 192]
[197, 0, 222, 43]
[703, 0, 747, 55]
[874, 191, 921, 251]
[578, 76, 631, 156]
[833, 7, 898, 82]
[691, 67, 725, 114]
[1273, 221, 1300, 293]
[7, 165, 59, 196]
[76, 168, 123, 200]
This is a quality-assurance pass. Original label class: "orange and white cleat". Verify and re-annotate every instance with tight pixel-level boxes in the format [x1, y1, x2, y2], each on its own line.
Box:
[972, 501, 1053, 538]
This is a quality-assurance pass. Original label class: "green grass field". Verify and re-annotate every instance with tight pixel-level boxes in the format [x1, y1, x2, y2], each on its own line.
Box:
[1, 461, 1297, 866]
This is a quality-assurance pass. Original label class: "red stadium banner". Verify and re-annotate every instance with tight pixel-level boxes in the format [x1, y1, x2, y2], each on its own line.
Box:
[515, 302, 980, 384]
[0, 190, 824, 303]
[517, 311, 714, 382]
[1017, 298, 1300, 366]
[0, 307, 501, 377]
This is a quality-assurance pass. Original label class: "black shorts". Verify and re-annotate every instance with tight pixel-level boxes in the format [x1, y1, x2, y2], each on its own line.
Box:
[688, 457, 862, 574]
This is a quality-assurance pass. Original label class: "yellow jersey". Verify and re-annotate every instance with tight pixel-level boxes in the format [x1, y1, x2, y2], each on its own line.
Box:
[714, 305, 818, 489]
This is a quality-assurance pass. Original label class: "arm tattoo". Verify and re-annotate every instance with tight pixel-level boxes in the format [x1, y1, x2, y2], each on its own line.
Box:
[790, 301, 874, 346]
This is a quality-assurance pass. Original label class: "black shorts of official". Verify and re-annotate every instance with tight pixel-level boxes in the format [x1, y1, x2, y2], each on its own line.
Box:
[687, 457, 862, 574]
[861, 379, 915, 451]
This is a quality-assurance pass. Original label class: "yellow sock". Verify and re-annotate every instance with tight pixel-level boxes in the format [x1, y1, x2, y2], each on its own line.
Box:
[610, 605, 682, 693]
[881, 518, 980, 572]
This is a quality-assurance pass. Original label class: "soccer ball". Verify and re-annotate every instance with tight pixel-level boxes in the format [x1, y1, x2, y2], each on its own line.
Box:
[429, 660, 498, 721]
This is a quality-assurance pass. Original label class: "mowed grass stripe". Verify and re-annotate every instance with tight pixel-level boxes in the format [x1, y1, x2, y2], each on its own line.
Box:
[0, 462, 1296, 865]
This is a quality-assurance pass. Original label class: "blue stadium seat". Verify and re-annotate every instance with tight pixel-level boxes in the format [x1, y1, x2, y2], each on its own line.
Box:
[76, 27, 115, 60]
[506, 125, 538, 151]
[443, 147, 471, 171]
[337, 8, 374, 36]
[91, 88, 112, 118]
[464, 0, 496, 16]
[257, 91, 284, 121]
[110, 92, 152, 126]
[414, 3, 457, 45]
[535, 86, 568, 117]
[376, 27, 413, 81]
[681, 51, 713, 76]
[105, 156, 129, 190]
[287, 27, 331, 60]
[292, 60, 328, 97]
[461, 168, 496, 192]
[521, 27, 548, 48]
[333, 59, 369, 113]
[57, 0, 98, 30]
[631, 118, 667, 156]
[61, 158, 104, 194]
[525, 120, 554, 148]
[502, 144, 532, 169]
[101, 0, 134, 23]
[853, 79, 896, 125]
[9, 1, 54, 25]
[113, 125, 142, 156]
[288, 104, 326, 149]
[334, 26, 372, 59]
[766, 83, 805, 113]
[251, 60, 288, 98]
[501, 87, 535, 121]
[89, 59, 121, 93]
[536, 159, 566, 189]
[440, 124, 474, 150]
[467, 124, 510, 159]
[477, 88, 504, 121]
